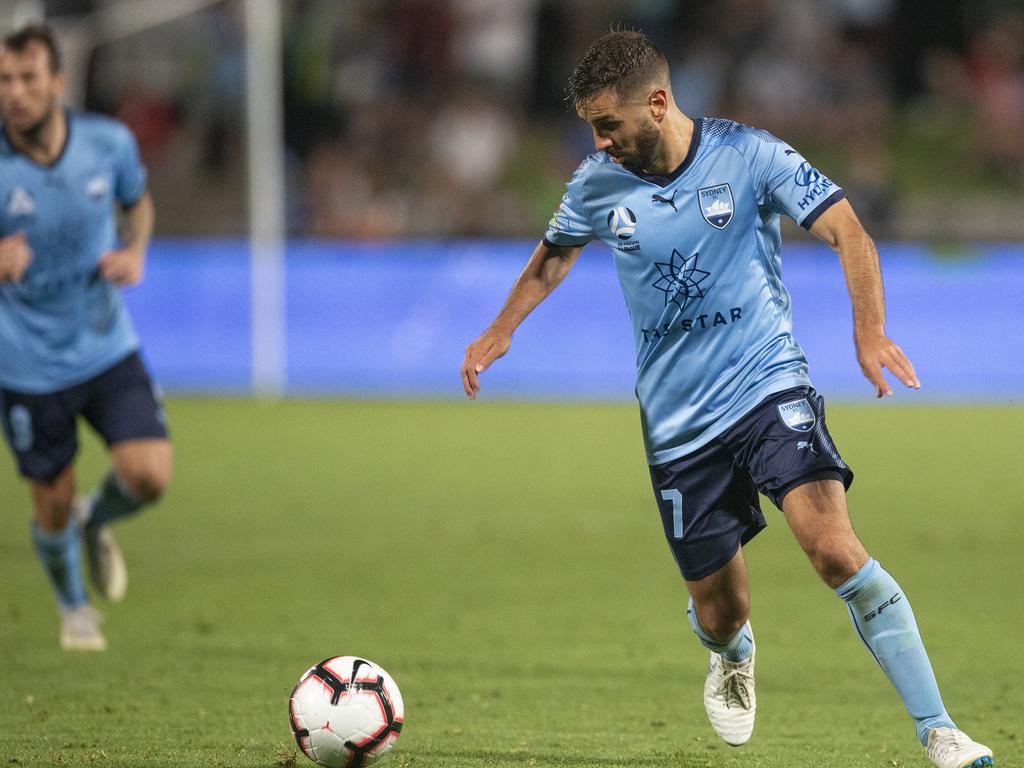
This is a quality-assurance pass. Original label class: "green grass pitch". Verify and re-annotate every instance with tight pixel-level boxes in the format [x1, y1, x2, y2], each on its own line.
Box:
[1, 399, 1020, 767]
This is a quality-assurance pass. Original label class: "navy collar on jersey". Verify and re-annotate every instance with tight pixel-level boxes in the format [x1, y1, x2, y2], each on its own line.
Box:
[630, 116, 703, 188]
[0, 108, 73, 169]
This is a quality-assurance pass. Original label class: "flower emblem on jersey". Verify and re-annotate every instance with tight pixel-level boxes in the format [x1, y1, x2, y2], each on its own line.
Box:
[652, 250, 711, 308]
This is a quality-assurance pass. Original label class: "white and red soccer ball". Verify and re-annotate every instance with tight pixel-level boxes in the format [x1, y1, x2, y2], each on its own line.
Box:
[289, 656, 405, 767]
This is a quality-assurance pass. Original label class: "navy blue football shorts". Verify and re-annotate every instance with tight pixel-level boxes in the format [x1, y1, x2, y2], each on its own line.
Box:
[0, 351, 169, 483]
[648, 386, 853, 582]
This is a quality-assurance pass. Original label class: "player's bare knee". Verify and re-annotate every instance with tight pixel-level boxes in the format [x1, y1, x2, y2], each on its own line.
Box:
[121, 464, 170, 503]
[115, 444, 172, 503]
[131, 471, 168, 503]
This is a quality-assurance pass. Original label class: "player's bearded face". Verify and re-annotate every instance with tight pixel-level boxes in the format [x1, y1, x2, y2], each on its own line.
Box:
[581, 92, 662, 173]
[616, 117, 661, 172]
[0, 43, 62, 136]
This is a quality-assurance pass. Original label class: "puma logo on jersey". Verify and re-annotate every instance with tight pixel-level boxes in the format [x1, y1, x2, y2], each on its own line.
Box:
[651, 190, 677, 211]
[6, 187, 35, 217]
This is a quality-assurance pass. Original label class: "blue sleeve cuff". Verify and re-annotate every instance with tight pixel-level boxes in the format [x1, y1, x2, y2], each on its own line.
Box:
[119, 178, 148, 208]
[800, 189, 846, 230]
[542, 235, 590, 248]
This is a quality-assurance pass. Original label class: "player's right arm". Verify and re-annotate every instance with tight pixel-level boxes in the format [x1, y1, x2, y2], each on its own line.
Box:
[0, 231, 32, 282]
[461, 240, 583, 400]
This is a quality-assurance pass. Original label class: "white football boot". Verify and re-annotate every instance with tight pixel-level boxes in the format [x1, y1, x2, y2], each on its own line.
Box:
[59, 604, 107, 651]
[703, 640, 756, 746]
[75, 496, 127, 602]
[925, 727, 994, 768]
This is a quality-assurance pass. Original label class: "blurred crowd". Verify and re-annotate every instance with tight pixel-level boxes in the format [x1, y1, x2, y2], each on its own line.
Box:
[16, 0, 1024, 239]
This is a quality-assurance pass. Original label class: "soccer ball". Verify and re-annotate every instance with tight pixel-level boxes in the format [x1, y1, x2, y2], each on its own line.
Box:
[288, 656, 405, 767]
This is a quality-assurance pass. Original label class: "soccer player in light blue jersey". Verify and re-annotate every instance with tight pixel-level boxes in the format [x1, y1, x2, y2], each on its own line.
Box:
[461, 31, 993, 768]
[0, 25, 171, 651]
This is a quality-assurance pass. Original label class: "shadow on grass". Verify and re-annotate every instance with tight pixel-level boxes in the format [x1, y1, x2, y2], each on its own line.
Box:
[407, 749, 718, 767]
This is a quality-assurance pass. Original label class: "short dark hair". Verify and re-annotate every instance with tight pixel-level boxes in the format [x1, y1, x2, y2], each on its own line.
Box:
[3, 23, 62, 73]
[566, 30, 669, 111]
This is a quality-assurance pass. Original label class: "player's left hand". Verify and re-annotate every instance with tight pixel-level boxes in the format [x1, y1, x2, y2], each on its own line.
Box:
[855, 331, 920, 398]
[462, 327, 512, 400]
[99, 247, 145, 286]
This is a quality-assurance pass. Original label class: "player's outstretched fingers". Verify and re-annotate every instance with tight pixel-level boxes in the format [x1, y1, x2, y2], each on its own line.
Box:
[885, 345, 920, 389]
[462, 332, 510, 400]
[474, 345, 499, 375]
[859, 358, 890, 398]
[461, 363, 476, 399]
[461, 345, 486, 399]
[460, 364, 475, 399]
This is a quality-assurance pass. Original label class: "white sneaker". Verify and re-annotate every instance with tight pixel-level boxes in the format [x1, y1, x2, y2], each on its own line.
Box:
[703, 640, 755, 746]
[75, 496, 127, 602]
[925, 727, 994, 768]
[59, 604, 107, 651]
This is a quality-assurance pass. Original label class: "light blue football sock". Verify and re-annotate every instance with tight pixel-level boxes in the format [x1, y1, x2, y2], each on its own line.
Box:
[687, 597, 754, 662]
[86, 471, 144, 528]
[837, 558, 955, 745]
[31, 519, 88, 609]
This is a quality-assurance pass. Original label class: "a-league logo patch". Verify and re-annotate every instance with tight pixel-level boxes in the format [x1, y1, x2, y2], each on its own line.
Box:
[697, 183, 733, 229]
[607, 206, 637, 240]
[778, 398, 815, 432]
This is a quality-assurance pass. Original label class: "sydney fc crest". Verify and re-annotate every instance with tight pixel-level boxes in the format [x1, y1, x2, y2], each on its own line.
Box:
[778, 398, 816, 432]
[87, 176, 109, 200]
[698, 183, 733, 229]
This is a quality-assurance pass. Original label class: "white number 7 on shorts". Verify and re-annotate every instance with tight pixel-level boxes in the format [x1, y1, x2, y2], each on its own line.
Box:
[660, 488, 685, 539]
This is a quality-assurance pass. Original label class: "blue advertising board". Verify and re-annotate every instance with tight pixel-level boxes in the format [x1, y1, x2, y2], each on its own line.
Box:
[125, 240, 1024, 401]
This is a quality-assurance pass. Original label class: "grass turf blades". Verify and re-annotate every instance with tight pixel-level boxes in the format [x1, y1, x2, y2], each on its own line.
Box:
[0, 399, 1019, 767]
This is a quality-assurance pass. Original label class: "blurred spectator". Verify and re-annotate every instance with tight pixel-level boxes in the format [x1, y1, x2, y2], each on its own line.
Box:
[283, 0, 345, 160]
[23, 0, 1024, 240]
[390, 0, 454, 98]
[965, 14, 1024, 183]
[197, 0, 245, 176]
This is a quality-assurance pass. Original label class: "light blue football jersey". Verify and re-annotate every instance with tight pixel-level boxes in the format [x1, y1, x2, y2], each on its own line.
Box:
[0, 111, 147, 393]
[544, 117, 845, 465]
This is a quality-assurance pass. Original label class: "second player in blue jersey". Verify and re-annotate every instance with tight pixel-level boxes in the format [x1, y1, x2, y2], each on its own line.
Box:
[0, 25, 171, 652]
